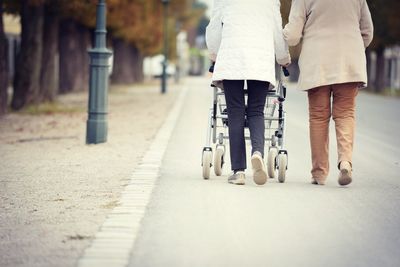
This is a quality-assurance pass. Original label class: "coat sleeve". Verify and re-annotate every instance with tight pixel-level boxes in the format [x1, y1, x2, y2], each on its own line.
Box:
[283, 0, 307, 46]
[205, 0, 223, 61]
[360, 0, 374, 48]
[273, 0, 291, 65]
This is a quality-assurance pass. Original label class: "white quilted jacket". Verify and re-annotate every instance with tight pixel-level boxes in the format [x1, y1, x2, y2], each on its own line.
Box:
[206, 0, 290, 88]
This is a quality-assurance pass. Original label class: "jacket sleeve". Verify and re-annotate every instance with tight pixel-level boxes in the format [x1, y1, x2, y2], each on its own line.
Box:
[360, 0, 374, 48]
[283, 0, 307, 46]
[273, 0, 291, 65]
[205, 0, 223, 61]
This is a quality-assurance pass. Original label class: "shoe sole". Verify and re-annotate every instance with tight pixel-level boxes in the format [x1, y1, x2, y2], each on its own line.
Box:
[228, 178, 245, 185]
[251, 155, 267, 185]
[338, 169, 352, 186]
[311, 178, 326, 185]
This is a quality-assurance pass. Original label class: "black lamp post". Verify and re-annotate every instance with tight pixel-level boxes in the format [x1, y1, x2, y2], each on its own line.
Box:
[86, 0, 113, 144]
[161, 0, 170, 94]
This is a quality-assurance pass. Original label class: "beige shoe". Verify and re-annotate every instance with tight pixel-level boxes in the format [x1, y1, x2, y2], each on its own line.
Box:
[251, 152, 268, 185]
[228, 171, 246, 185]
[338, 161, 352, 186]
[311, 177, 326, 185]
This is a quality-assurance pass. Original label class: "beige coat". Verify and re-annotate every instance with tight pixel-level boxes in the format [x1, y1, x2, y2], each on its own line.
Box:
[283, 0, 374, 90]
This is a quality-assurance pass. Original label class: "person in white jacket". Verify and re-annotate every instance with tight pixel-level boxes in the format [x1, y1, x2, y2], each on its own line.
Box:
[206, 0, 291, 185]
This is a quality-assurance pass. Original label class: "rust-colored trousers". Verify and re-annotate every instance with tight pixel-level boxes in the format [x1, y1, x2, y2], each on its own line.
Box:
[307, 83, 359, 180]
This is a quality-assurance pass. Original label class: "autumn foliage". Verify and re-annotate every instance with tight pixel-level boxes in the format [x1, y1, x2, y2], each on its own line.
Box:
[0, 0, 206, 112]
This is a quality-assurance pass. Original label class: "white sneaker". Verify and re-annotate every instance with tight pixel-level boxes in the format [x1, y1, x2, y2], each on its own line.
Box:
[251, 152, 268, 185]
[228, 172, 246, 185]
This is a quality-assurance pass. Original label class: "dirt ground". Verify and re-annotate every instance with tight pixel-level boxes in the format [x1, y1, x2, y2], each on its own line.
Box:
[0, 82, 179, 267]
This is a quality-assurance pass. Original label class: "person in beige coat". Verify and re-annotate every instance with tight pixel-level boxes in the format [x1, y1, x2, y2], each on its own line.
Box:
[283, 0, 374, 186]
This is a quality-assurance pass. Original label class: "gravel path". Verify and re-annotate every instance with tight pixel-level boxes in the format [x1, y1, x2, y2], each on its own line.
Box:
[0, 82, 179, 267]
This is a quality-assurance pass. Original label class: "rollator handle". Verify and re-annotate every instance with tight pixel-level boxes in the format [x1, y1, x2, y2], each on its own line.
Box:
[209, 61, 215, 73]
[282, 67, 290, 77]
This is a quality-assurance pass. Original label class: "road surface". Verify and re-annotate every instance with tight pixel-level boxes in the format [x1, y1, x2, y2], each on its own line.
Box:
[128, 77, 400, 267]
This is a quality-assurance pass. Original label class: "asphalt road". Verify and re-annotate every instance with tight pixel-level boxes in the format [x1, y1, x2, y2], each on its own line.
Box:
[128, 77, 400, 267]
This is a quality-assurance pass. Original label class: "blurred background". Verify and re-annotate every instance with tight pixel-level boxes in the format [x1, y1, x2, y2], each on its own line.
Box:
[0, 0, 399, 116]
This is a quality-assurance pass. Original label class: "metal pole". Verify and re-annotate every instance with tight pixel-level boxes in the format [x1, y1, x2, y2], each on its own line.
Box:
[161, 0, 169, 94]
[86, 0, 112, 144]
[175, 22, 182, 84]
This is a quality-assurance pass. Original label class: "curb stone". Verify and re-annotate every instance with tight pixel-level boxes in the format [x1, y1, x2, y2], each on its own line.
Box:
[77, 87, 188, 267]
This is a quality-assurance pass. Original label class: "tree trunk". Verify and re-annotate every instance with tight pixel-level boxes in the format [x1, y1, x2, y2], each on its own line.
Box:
[40, 4, 59, 102]
[111, 38, 135, 84]
[111, 39, 144, 84]
[366, 48, 371, 88]
[11, 1, 44, 110]
[59, 19, 90, 93]
[0, 0, 8, 115]
[133, 50, 144, 83]
[374, 46, 386, 93]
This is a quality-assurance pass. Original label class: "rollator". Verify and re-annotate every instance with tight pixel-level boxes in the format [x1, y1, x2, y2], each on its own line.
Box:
[201, 66, 290, 183]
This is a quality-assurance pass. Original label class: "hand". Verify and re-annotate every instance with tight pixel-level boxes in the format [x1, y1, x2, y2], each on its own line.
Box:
[277, 54, 291, 68]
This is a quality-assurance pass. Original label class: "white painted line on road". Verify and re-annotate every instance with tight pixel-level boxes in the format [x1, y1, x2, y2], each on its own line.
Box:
[77, 87, 188, 267]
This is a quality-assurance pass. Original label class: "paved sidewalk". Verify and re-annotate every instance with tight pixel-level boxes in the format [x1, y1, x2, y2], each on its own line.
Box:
[0, 81, 179, 267]
[128, 77, 400, 267]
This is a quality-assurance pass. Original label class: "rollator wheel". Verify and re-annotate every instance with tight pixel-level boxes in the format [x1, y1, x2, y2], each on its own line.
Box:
[218, 133, 224, 145]
[277, 154, 287, 183]
[271, 135, 277, 147]
[202, 150, 213, 180]
[214, 146, 225, 176]
[267, 148, 277, 178]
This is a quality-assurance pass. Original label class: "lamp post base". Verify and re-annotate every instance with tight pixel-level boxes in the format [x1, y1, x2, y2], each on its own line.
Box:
[86, 114, 108, 144]
[86, 47, 112, 145]
[161, 60, 167, 94]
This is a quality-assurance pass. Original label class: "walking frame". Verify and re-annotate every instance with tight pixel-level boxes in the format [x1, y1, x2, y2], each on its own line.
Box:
[201, 66, 290, 182]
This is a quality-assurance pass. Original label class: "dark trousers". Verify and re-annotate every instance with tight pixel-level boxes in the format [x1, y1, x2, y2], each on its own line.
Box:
[223, 80, 269, 171]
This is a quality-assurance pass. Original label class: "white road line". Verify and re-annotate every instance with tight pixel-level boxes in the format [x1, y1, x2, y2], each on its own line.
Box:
[77, 87, 188, 267]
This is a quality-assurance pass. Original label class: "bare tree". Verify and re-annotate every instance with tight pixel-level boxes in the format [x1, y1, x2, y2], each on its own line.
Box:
[0, 0, 8, 115]
[40, 2, 59, 102]
[58, 19, 90, 93]
[11, 0, 44, 110]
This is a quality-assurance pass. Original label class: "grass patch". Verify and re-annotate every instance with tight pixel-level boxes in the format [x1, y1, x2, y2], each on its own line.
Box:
[364, 87, 400, 98]
[19, 101, 84, 115]
[100, 200, 119, 209]
[66, 234, 92, 241]
[382, 88, 400, 97]
[109, 80, 161, 94]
